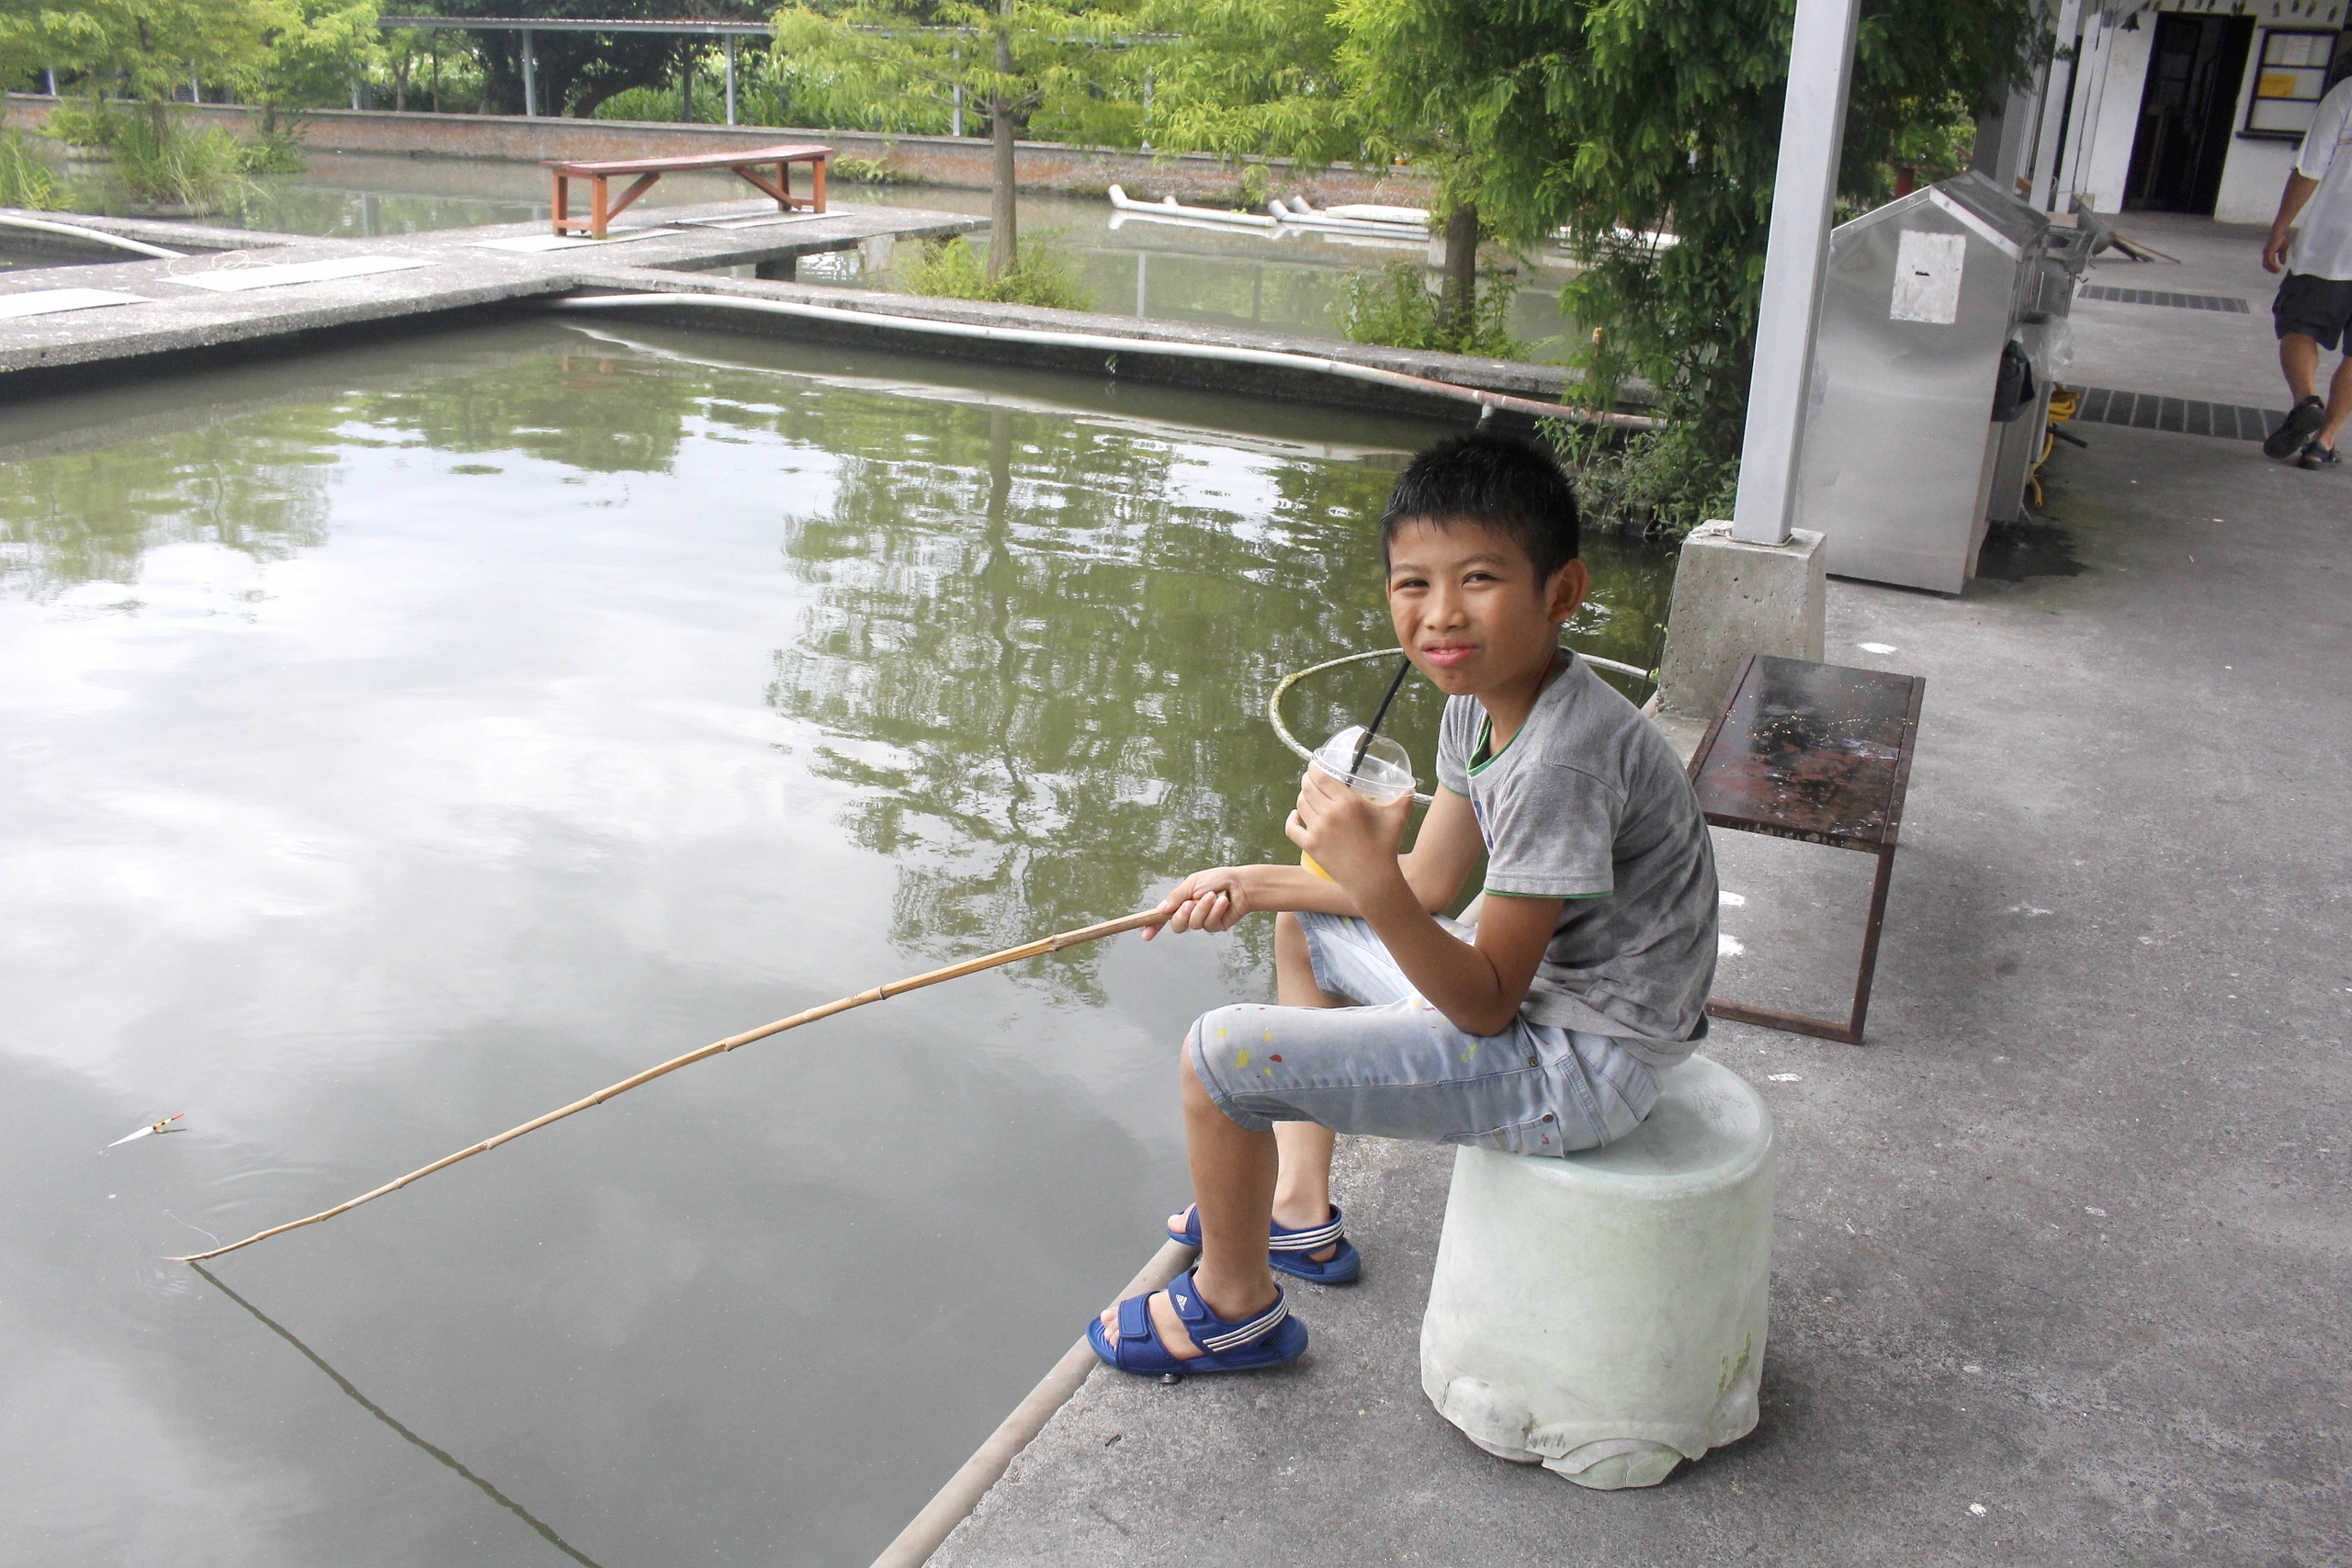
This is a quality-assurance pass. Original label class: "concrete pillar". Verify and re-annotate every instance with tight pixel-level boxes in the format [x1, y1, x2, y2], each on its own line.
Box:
[2030, 0, 2085, 210]
[521, 28, 537, 118]
[1654, 523, 1826, 722]
[859, 233, 896, 274]
[1729, 0, 1862, 547]
[725, 37, 738, 126]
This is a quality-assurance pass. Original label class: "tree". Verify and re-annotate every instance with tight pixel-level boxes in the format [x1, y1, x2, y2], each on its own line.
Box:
[250, 0, 383, 119]
[1337, 0, 2037, 526]
[769, 0, 1121, 281]
[0, 0, 277, 122]
[1132, 0, 1496, 344]
[432, 0, 689, 117]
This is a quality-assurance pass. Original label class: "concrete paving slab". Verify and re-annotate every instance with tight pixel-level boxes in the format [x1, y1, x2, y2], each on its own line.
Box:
[2069, 213, 2290, 408]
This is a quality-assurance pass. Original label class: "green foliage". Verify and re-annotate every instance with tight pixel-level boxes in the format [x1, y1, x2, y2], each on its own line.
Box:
[0, 129, 58, 209]
[240, 119, 306, 175]
[41, 100, 126, 148]
[900, 232, 1093, 310]
[1330, 0, 2038, 527]
[110, 112, 259, 209]
[831, 153, 914, 185]
[0, 0, 280, 108]
[1127, 0, 1360, 162]
[768, 0, 1125, 137]
[1545, 418, 1741, 540]
[1339, 261, 1520, 359]
[250, 0, 383, 116]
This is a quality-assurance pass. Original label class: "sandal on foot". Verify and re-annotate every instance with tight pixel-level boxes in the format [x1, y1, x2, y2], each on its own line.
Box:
[1086, 1268, 1308, 1378]
[2267, 395, 2327, 458]
[1165, 1204, 1363, 1285]
[2300, 439, 2342, 470]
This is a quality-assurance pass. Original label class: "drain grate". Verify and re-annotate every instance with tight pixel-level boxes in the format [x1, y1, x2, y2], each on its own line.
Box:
[2076, 285, 2251, 313]
[2068, 386, 2282, 441]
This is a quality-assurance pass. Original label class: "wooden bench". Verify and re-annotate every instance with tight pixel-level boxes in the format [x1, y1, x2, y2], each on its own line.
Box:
[1686, 653, 1925, 1044]
[547, 144, 831, 239]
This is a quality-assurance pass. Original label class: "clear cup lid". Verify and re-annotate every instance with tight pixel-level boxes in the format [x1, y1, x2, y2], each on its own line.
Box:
[1310, 727, 1416, 802]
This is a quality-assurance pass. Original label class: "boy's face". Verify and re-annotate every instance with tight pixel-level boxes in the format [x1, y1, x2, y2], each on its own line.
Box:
[1385, 517, 1589, 697]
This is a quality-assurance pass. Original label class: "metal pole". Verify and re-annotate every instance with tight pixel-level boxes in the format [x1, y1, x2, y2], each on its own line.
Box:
[952, 46, 964, 136]
[682, 43, 693, 122]
[1728, 0, 1863, 547]
[725, 36, 738, 125]
[521, 28, 537, 118]
[190, 74, 200, 105]
[1136, 251, 1148, 318]
[45, 68, 57, 96]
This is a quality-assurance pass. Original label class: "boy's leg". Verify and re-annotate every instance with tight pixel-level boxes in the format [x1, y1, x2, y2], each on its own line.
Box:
[1102, 1038, 1281, 1359]
[1272, 912, 1340, 1245]
[1168, 911, 1342, 1253]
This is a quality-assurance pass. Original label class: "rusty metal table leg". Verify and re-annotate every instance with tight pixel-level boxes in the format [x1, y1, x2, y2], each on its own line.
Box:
[1703, 841, 1898, 1046]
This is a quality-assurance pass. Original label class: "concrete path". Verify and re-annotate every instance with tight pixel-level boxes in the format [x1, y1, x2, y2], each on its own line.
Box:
[2067, 210, 2290, 410]
[0, 199, 978, 385]
[929, 246, 2352, 1565]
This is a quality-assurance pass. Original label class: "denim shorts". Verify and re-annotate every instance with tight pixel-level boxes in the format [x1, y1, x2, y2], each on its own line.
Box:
[1185, 911, 1660, 1156]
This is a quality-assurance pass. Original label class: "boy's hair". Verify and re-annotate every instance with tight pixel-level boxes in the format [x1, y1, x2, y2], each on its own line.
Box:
[1380, 432, 1581, 584]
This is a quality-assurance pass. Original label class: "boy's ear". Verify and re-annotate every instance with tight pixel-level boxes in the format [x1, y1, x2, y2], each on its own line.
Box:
[1544, 558, 1590, 625]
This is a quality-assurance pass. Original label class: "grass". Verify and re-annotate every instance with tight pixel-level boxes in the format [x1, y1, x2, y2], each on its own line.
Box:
[899, 233, 1092, 311]
[0, 130, 59, 209]
[1340, 261, 1522, 359]
[110, 114, 260, 211]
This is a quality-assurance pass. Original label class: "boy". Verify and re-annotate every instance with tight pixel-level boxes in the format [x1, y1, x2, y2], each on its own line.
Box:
[1091, 432, 1718, 1375]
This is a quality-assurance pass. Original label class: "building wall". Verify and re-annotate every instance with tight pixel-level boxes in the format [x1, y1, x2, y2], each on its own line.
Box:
[2061, 0, 2349, 220]
[2079, 18, 2155, 212]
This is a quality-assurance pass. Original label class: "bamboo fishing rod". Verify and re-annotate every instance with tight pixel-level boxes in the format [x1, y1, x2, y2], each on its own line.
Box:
[170, 908, 1170, 1264]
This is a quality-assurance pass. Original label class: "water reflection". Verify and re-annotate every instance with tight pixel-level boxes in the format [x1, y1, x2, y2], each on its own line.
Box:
[0, 319, 1673, 1566]
[0, 406, 338, 595]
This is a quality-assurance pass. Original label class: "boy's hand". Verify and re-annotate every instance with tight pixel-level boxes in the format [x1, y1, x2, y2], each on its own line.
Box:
[1144, 865, 1260, 939]
[1287, 763, 1411, 890]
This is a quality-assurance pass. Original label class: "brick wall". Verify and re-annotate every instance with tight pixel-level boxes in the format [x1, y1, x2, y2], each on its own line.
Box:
[1, 96, 1433, 208]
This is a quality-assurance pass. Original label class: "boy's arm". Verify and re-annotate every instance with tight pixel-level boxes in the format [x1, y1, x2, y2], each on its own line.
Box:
[1290, 768, 1564, 1037]
[1145, 773, 1487, 940]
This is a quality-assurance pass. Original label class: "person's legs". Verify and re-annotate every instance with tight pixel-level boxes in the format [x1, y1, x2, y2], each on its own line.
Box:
[2282, 332, 2322, 403]
[1101, 1040, 1281, 1360]
[1168, 911, 1345, 1255]
[2314, 352, 2352, 451]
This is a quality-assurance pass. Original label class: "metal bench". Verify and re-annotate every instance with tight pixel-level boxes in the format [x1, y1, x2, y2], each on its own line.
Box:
[1686, 653, 1925, 1044]
[547, 143, 831, 239]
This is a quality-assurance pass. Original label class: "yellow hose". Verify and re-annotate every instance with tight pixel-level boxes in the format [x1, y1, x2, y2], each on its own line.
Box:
[2029, 384, 2081, 509]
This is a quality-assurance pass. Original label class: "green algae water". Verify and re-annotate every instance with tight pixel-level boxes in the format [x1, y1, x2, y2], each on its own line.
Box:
[0, 319, 1671, 1567]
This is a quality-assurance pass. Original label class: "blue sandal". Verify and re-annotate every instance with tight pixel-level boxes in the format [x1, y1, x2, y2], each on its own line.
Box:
[1166, 1204, 1363, 1285]
[1087, 1269, 1308, 1377]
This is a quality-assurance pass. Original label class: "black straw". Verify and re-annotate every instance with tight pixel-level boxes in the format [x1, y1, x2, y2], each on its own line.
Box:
[1349, 658, 1414, 777]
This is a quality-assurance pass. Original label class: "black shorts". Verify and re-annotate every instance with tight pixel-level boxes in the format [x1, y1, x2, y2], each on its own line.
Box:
[2273, 272, 2352, 351]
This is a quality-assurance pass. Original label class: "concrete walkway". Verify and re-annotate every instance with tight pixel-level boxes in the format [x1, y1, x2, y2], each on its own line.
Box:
[928, 230, 2352, 1566]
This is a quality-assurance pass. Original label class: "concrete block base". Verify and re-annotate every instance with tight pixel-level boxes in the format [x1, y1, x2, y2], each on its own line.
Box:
[1655, 521, 1826, 721]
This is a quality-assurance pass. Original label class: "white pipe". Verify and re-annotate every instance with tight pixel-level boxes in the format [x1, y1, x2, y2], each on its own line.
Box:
[0, 214, 186, 259]
[547, 290, 1656, 430]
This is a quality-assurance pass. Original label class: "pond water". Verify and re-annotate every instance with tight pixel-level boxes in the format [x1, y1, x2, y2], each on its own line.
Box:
[0, 318, 1669, 1567]
[129, 150, 1580, 347]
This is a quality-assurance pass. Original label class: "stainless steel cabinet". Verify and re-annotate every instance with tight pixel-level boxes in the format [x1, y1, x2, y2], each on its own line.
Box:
[1792, 172, 2072, 594]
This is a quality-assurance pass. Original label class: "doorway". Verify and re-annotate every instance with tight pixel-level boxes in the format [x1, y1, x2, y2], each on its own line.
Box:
[2125, 13, 2255, 213]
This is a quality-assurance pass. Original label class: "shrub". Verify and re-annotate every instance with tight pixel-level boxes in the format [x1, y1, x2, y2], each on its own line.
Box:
[240, 121, 306, 175]
[1339, 261, 1521, 359]
[1544, 417, 1739, 541]
[899, 233, 1091, 311]
[831, 154, 912, 185]
[44, 101, 125, 149]
[111, 115, 259, 211]
[0, 130, 59, 209]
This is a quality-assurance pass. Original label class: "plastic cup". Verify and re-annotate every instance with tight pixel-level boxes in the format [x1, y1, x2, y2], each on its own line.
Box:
[1299, 727, 1416, 881]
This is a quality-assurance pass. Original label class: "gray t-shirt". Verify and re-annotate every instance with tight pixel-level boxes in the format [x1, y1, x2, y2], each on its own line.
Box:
[1436, 654, 1718, 1065]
